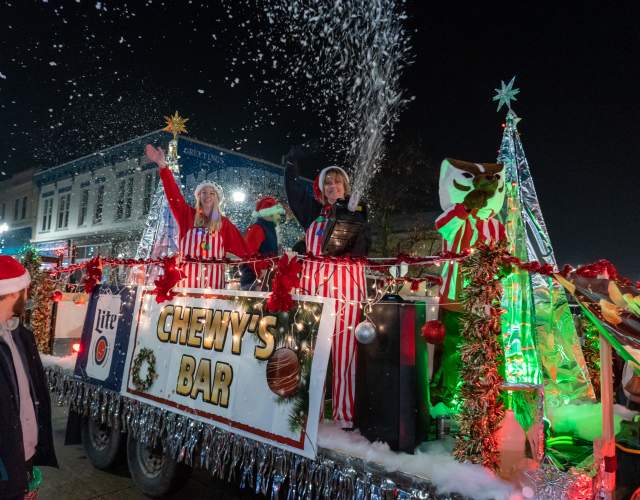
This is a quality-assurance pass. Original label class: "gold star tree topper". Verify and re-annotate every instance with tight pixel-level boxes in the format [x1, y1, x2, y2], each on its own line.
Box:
[163, 111, 189, 139]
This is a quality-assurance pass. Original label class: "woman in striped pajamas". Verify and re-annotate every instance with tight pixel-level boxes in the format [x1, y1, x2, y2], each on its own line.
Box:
[285, 156, 370, 429]
[146, 144, 248, 289]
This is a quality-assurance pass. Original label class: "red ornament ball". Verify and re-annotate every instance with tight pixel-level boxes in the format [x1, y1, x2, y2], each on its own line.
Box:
[421, 320, 446, 344]
[51, 290, 63, 303]
[266, 347, 301, 398]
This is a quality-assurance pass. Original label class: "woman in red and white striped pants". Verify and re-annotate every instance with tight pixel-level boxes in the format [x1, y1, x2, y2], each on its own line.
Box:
[285, 156, 370, 429]
[146, 144, 248, 289]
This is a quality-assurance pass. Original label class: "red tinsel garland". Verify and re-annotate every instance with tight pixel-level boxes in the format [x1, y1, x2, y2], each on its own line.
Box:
[151, 255, 185, 303]
[43, 249, 640, 291]
[454, 242, 506, 471]
[265, 254, 302, 313]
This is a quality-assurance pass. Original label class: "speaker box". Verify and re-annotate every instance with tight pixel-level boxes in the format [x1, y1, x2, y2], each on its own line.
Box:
[356, 295, 425, 452]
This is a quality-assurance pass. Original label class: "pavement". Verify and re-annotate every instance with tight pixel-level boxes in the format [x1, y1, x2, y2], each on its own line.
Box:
[39, 404, 257, 499]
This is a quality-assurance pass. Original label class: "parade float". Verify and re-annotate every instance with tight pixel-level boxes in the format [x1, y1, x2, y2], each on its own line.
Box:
[19, 3, 639, 498]
[28, 84, 640, 500]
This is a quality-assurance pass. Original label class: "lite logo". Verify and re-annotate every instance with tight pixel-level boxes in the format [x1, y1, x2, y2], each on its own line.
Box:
[85, 296, 122, 381]
[95, 309, 118, 334]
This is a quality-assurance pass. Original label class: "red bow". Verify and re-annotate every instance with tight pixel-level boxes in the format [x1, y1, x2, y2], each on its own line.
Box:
[152, 255, 185, 303]
[82, 257, 103, 294]
[266, 254, 302, 313]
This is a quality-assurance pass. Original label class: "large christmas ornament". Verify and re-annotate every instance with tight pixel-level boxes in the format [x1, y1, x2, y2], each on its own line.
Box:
[421, 320, 446, 344]
[51, 290, 63, 302]
[355, 320, 377, 344]
[266, 347, 301, 398]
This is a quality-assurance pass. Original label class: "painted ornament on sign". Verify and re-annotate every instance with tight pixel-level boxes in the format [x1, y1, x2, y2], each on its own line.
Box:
[266, 347, 301, 398]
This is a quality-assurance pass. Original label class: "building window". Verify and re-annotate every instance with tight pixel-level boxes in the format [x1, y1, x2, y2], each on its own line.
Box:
[21, 196, 27, 220]
[125, 177, 134, 219]
[116, 177, 134, 220]
[14, 198, 19, 220]
[116, 180, 124, 220]
[94, 185, 105, 224]
[41, 198, 54, 231]
[78, 189, 89, 226]
[142, 172, 158, 215]
[57, 193, 71, 229]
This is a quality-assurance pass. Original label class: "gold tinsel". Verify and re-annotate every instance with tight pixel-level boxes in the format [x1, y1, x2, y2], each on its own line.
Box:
[579, 317, 601, 400]
[21, 249, 56, 354]
[453, 242, 507, 471]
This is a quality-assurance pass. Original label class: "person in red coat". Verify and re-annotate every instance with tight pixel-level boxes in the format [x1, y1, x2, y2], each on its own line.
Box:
[240, 196, 285, 290]
[145, 144, 248, 289]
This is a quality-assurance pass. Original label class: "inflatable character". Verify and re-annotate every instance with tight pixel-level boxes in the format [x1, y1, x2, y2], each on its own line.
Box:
[433, 158, 506, 409]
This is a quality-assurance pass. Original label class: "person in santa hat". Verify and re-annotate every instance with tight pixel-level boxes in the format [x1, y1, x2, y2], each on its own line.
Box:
[0, 256, 58, 499]
[284, 149, 370, 429]
[145, 144, 249, 289]
[240, 196, 286, 291]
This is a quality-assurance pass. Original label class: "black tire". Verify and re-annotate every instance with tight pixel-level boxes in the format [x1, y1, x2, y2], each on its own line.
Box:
[81, 417, 124, 470]
[126, 433, 190, 497]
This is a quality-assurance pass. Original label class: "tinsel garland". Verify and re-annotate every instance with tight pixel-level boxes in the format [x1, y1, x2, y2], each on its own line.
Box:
[46, 366, 588, 499]
[453, 242, 506, 471]
[44, 249, 640, 291]
[21, 249, 58, 354]
[580, 316, 601, 400]
[44, 367, 454, 499]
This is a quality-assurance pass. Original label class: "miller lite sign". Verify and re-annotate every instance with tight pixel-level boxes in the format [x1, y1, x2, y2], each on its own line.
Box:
[85, 294, 121, 380]
[75, 286, 136, 391]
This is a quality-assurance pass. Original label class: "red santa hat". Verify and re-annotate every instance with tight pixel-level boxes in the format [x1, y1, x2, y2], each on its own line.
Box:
[194, 181, 225, 206]
[0, 256, 31, 295]
[312, 165, 349, 202]
[253, 196, 285, 219]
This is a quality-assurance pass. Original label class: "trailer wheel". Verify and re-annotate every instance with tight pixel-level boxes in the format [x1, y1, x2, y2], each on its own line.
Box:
[81, 417, 124, 470]
[126, 434, 190, 497]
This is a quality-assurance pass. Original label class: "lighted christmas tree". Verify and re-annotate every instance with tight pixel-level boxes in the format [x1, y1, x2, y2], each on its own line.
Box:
[494, 79, 594, 404]
[133, 112, 187, 284]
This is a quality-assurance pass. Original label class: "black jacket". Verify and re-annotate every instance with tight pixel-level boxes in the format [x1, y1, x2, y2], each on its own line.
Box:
[284, 161, 371, 256]
[0, 323, 58, 498]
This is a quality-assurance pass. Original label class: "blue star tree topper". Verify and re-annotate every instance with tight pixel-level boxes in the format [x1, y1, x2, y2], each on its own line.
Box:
[493, 76, 520, 112]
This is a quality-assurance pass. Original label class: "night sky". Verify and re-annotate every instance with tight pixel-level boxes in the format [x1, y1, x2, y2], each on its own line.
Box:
[1, 1, 638, 278]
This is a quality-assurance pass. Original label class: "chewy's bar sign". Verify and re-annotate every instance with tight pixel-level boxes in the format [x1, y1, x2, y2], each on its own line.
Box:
[122, 288, 334, 459]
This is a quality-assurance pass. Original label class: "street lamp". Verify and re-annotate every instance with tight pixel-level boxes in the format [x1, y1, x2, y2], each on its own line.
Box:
[0, 222, 9, 234]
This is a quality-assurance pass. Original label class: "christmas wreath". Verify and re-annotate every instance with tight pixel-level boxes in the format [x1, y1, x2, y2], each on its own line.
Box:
[131, 347, 157, 391]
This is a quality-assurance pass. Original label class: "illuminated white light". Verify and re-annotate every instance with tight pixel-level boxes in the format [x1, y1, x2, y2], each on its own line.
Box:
[232, 190, 246, 203]
[0, 223, 8, 234]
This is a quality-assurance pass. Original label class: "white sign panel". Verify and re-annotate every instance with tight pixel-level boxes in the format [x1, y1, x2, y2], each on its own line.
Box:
[85, 293, 122, 381]
[122, 288, 334, 459]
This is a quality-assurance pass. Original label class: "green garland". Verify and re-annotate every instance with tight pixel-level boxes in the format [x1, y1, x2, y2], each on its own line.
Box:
[453, 242, 507, 471]
[132, 348, 157, 391]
